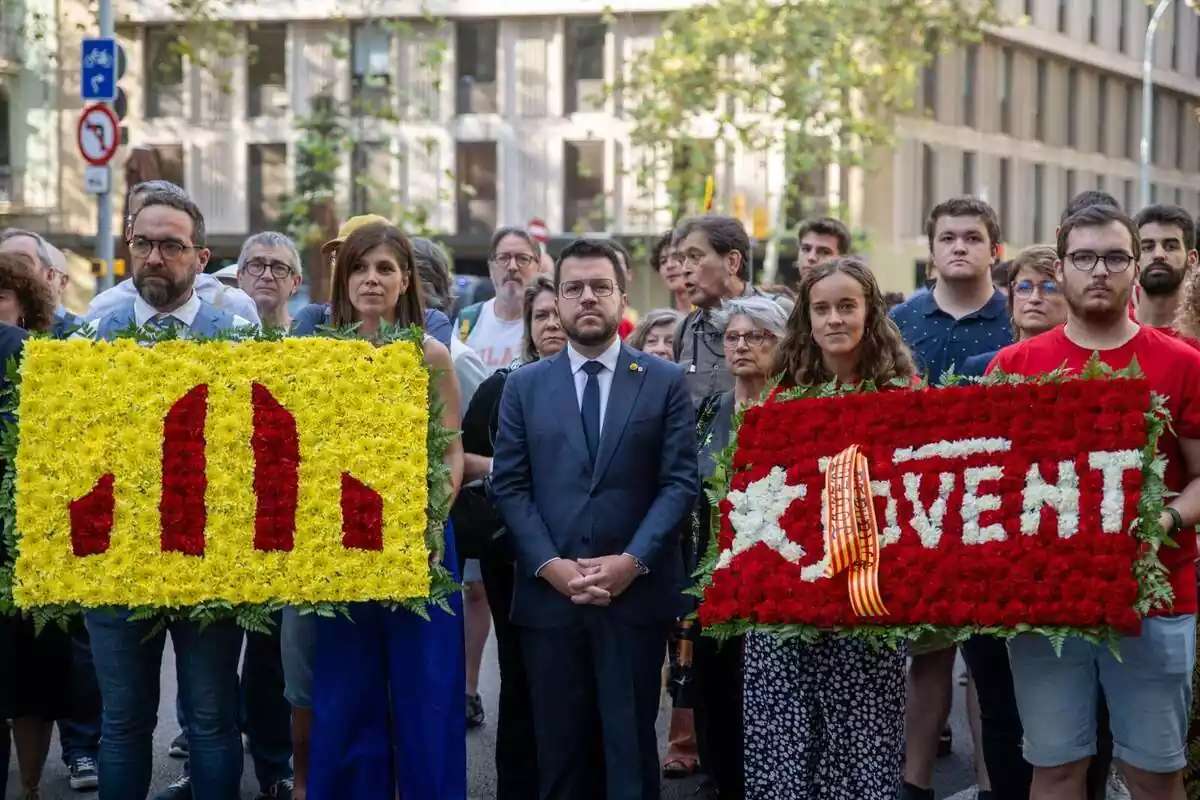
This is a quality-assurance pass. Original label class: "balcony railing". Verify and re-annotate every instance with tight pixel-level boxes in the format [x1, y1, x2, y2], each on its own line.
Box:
[0, 167, 21, 207]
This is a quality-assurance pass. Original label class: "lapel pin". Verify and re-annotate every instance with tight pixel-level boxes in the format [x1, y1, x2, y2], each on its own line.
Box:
[630, 361, 645, 373]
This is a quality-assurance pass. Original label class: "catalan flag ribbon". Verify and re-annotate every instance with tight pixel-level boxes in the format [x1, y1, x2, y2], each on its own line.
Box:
[703, 175, 714, 213]
[822, 444, 889, 617]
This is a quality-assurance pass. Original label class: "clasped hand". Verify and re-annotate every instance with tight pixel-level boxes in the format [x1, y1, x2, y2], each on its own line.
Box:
[542, 556, 641, 606]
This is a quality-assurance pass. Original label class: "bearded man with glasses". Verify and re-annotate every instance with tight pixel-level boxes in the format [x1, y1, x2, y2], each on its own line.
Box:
[988, 203, 1200, 800]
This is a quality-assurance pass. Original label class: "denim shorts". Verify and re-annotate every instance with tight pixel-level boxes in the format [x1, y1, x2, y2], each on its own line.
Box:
[280, 607, 317, 709]
[1008, 614, 1195, 773]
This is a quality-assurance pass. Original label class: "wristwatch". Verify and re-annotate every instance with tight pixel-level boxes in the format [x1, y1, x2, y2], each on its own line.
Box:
[1165, 507, 1184, 536]
[624, 553, 650, 575]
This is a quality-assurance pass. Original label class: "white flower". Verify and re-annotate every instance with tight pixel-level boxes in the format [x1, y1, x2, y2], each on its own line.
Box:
[1088, 450, 1142, 534]
[716, 466, 807, 571]
[893, 437, 1011, 464]
[962, 465, 1006, 545]
[1021, 460, 1080, 538]
[903, 471, 955, 548]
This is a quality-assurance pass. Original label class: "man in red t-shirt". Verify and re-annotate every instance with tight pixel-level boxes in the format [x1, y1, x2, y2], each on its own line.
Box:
[989, 203, 1200, 797]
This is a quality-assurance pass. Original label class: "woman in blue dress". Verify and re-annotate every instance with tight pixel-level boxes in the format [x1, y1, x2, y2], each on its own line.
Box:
[288, 221, 465, 799]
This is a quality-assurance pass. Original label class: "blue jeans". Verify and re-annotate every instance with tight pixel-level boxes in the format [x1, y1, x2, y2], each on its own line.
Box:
[175, 621, 293, 789]
[58, 620, 102, 764]
[86, 610, 244, 800]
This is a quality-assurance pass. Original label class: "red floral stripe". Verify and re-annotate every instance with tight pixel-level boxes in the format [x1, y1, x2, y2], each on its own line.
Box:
[69, 473, 114, 556]
[160, 384, 208, 556]
[341, 472, 384, 551]
[251, 383, 299, 552]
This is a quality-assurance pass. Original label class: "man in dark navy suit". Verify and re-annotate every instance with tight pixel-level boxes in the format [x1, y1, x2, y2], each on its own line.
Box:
[491, 238, 698, 800]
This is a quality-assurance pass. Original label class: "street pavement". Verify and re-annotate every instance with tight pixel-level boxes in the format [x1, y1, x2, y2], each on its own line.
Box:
[12, 637, 981, 800]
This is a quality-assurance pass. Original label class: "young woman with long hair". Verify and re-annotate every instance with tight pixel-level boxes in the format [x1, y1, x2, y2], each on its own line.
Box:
[743, 258, 916, 800]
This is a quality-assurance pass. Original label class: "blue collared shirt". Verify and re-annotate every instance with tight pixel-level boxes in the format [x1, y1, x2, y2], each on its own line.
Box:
[889, 288, 1012, 382]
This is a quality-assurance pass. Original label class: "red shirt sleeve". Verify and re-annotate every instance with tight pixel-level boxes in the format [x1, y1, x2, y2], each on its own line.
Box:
[1170, 346, 1200, 440]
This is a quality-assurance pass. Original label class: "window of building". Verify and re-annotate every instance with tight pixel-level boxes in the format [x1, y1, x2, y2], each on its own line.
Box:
[1176, 97, 1186, 170]
[1032, 164, 1045, 242]
[1000, 47, 1013, 135]
[1088, 0, 1098, 44]
[564, 18, 606, 114]
[247, 144, 288, 231]
[351, 23, 392, 115]
[1171, 1, 1182, 71]
[670, 139, 717, 221]
[0, 90, 11, 205]
[921, 144, 936, 227]
[145, 28, 185, 119]
[962, 150, 975, 196]
[1034, 58, 1047, 142]
[783, 136, 829, 230]
[1124, 83, 1137, 160]
[1124, 178, 1134, 211]
[1151, 183, 1159, 204]
[1097, 75, 1108, 154]
[247, 24, 288, 118]
[922, 33, 939, 120]
[456, 141, 498, 234]
[963, 44, 977, 129]
[152, 145, 186, 189]
[1066, 168, 1077, 202]
[1066, 67, 1078, 148]
[1057, 0, 1068, 33]
[1024, 0, 1034, 22]
[999, 157, 1011, 232]
[456, 21, 498, 114]
[1097, 173, 1107, 193]
[1119, 1, 1128, 54]
[563, 141, 605, 232]
[1176, 186, 1184, 206]
[351, 142, 393, 216]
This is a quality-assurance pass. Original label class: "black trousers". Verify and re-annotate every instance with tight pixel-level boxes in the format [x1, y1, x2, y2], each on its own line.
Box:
[961, 636, 1113, 800]
[520, 615, 669, 800]
[480, 557, 541, 800]
[693, 634, 745, 799]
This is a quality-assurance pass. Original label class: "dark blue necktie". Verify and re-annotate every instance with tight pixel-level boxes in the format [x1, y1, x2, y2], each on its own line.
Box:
[581, 361, 604, 463]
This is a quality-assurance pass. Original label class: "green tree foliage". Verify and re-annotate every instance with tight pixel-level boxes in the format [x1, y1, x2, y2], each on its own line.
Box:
[612, 0, 1003, 231]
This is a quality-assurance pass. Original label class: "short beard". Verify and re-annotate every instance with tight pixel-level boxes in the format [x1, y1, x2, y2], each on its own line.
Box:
[565, 316, 619, 347]
[1139, 265, 1185, 297]
[134, 271, 191, 309]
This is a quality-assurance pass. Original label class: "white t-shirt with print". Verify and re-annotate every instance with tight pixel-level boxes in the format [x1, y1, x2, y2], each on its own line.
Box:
[464, 299, 524, 375]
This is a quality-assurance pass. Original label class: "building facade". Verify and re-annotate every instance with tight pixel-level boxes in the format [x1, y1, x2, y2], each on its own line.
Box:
[4, 0, 1200, 291]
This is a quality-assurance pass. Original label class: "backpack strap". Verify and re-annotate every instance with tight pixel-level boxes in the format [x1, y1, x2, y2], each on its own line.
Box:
[457, 303, 484, 344]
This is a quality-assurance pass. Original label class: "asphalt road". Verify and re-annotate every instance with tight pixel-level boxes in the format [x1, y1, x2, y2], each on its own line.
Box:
[11, 638, 981, 800]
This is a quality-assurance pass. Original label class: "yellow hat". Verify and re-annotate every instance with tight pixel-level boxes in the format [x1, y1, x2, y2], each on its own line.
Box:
[321, 214, 391, 258]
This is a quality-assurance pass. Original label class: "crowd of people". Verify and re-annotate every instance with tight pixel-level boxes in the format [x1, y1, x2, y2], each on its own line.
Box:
[0, 177, 1197, 800]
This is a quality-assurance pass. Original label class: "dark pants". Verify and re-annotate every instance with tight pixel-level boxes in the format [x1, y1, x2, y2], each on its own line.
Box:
[1, 718, 9, 798]
[175, 620, 293, 790]
[693, 635, 744, 799]
[961, 636, 1114, 800]
[58, 620, 102, 765]
[521, 615, 668, 800]
[481, 556, 540, 800]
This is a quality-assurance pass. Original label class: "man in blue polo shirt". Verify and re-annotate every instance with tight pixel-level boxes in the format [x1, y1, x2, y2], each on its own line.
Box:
[890, 196, 1012, 381]
[889, 195, 1012, 800]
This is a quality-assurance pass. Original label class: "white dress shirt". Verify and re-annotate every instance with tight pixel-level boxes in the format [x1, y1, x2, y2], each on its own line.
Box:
[134, 290, 253, 331]
[566, 336, 622, 436]
[85, 272, 262, 326]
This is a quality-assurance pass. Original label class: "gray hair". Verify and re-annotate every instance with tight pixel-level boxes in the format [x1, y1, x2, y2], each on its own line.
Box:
[129, 180, 186, 204]
[711, 295, 790, 338]
[628, 308, 683, 353]
[0, 228, 53, 271]
[132, 189, 207, 246]
[45, 242, 69, 275]
[411, 237, 452, 311]
[237, 231, 300, 274]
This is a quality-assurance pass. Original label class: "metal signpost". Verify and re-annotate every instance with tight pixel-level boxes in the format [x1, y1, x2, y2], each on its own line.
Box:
[81, 0, 118, 290]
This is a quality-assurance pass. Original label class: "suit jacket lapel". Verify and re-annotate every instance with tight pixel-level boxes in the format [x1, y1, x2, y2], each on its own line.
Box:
[549, 351, 592, 468]
[592, 345, 645, 486]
